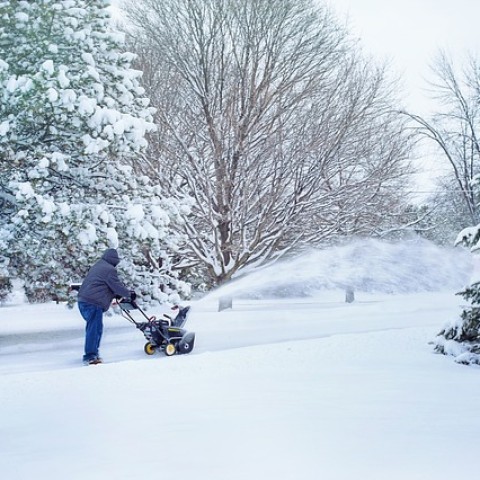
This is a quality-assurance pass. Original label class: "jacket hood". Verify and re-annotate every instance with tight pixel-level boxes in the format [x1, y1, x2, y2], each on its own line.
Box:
[102, 248, 120, 266]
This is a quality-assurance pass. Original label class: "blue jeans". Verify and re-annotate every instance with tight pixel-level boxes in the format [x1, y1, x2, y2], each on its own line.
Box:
[78, 301, 104, 361]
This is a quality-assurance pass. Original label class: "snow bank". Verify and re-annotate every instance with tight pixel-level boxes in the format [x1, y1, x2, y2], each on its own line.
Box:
[0, 292, 479, 480]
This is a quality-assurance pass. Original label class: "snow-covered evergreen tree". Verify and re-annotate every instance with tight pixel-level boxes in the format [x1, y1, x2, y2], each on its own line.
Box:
[434, 176, 480, 365]
[0, 0, 190, 303]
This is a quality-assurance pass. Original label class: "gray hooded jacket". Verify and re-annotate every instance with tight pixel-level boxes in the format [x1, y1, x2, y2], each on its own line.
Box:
[78, 249, 131, 311]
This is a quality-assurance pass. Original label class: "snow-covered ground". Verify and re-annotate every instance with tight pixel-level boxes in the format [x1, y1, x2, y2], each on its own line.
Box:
[1, 289, 479, 480]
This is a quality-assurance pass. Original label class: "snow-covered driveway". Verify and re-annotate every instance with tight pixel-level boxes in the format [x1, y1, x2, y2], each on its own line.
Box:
[0, 292, 460, 374]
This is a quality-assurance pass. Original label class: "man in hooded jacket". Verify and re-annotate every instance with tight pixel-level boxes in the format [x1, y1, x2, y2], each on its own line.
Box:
[78, 248, 135, 365]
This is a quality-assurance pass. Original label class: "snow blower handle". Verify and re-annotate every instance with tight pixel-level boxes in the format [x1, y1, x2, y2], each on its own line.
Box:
[130, 290, 137, 305]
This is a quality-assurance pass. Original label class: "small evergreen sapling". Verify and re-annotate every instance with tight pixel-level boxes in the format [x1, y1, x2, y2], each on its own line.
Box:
[434, 284, 480, 364]
[433, 175, 480, 365]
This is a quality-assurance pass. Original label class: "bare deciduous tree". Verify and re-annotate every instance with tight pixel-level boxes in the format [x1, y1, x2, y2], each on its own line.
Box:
[404, 52, 480, 224]
[124, 0, 414, 284]
[409, 52, 480, 366]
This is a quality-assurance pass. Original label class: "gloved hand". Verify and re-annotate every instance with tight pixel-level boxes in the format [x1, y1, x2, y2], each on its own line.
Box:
[130, 291, 137, 302]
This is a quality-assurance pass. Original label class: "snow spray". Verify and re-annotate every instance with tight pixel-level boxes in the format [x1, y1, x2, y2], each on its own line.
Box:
[201, 238, 473, 302]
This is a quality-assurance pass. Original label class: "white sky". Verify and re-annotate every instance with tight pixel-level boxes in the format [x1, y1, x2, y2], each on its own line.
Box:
[327, 0, 480, 195]
[328, 0, 480, 115]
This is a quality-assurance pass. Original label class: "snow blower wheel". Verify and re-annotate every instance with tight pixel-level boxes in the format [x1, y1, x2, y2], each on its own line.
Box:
[165, 343, 176, 356]
[144, 342, 156, 355]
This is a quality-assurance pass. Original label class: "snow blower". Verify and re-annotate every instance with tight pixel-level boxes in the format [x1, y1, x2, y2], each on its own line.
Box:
[116, 299, 195, 357]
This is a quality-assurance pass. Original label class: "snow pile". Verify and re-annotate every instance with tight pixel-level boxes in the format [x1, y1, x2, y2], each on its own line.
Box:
[1, 292, 479, 480]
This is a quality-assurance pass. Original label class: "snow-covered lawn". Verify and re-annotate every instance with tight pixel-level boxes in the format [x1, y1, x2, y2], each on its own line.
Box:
[1, 291, 479, 480]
